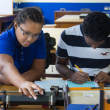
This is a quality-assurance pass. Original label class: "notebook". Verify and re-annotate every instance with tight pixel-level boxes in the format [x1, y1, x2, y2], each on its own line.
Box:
[66, 81, 99, 88]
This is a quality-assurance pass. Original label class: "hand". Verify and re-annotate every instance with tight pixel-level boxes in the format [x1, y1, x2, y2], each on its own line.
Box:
[94, 71, 110, 83]
[70, 71, 89, 84]
[19, 81, 43, 100]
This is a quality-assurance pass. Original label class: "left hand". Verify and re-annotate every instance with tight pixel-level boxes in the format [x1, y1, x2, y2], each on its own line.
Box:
[94, 71, 110, 83]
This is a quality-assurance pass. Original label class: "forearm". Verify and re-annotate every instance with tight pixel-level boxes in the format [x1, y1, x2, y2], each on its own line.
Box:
[0, 69, 41, 85]
[21, 69, 43, 81]
[56, 64, 75, 79]
[0, 74, 12, 85]
[2, 63, 26, 88]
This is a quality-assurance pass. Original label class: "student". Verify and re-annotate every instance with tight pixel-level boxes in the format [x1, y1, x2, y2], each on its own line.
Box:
[56, 12, 110, 84]
[0, 7, 46, 99]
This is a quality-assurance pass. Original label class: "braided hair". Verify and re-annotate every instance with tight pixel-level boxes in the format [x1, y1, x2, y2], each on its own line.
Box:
[7, 7, 44, 30]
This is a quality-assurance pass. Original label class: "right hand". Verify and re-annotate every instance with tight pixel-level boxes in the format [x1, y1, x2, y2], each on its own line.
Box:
[70, 71, 89, 84]
[19, 81, 43, 100]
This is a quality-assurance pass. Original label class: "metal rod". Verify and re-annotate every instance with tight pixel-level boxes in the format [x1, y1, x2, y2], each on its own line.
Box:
[0, 91, 38, 93]
[0, 90, 53, 93]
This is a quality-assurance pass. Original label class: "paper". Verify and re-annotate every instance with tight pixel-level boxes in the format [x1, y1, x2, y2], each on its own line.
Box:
[34, 79, 99, 92]
[34, 79, 65, 92]
[66, 81, 99, 88]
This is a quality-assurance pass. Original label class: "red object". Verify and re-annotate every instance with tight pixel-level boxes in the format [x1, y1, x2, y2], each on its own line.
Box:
[42, 105, 49, 108]
[100, 52, 109, 55]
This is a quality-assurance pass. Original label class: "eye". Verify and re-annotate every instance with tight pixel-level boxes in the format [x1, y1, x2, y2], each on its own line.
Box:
[33, 34, 39, 37]
[25, 32, 30, 35]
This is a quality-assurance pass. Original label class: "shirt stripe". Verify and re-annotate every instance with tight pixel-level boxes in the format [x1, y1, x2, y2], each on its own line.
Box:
[56, 24, 110, 76]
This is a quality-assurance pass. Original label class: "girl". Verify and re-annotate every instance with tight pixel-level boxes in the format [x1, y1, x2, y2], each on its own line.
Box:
[0, 7, 46, 99]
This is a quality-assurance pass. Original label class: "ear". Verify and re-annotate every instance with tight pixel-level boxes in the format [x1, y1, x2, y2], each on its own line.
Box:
[14, 21, 18, 30]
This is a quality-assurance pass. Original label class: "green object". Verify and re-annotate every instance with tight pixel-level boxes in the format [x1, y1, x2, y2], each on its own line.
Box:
[67, 81, 98, 87]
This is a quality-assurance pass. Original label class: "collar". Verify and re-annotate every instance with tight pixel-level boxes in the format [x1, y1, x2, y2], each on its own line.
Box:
[7, 26, 19, 46]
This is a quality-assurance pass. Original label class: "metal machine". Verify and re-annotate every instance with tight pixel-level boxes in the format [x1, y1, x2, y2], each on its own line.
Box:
[0, 86, 64, 110]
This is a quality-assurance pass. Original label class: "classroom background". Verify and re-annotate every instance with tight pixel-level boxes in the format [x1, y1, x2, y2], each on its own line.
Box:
[13, 0, 110, 24]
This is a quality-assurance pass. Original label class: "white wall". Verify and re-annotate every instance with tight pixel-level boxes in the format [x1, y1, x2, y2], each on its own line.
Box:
[0, 0, 13, 15]
[19, 0, 110, 3]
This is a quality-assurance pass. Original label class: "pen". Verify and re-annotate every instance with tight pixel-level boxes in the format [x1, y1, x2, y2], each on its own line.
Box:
[75, 64, 91, 81]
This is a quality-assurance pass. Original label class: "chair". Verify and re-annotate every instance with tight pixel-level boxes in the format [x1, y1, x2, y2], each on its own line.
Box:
[80, 8, 91, 11]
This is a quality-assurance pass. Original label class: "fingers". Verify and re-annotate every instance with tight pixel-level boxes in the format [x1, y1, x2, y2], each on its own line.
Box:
[73, 72, 89, 84]
[99, 78, 106, 83]
[75, 76, 88, 84]
[19, 88, 24, 95]
[19, 88, 32, 98]
[93, 74, 97, 77]
[94, 72, 108, 82]
[23, 88, 31, 98]
[29, 84, 43, 100]
[79, 72, 89, 78]
[76, 80, 86, 84]
[28, 87, 37, 100]
[77, 78, 88, 84]
[94, 75, 104, 82]
[32, 84, 43, 95]
[19, 82, 43, 100]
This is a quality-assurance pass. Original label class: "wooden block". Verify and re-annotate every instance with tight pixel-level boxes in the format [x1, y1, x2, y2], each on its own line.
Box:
[70, 90, 99, 104]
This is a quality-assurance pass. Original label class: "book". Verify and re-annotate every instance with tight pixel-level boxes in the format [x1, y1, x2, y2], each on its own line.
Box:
[66, 81, 99, 88]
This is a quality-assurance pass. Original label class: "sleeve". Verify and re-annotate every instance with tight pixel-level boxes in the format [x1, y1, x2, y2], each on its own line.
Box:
[34, 30, 47, 59]
[0, 39, 15, 57]
[56, 30, 68, 58]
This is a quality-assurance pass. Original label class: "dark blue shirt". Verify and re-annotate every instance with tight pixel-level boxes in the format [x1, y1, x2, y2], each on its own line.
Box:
[0, 26, 46, 74]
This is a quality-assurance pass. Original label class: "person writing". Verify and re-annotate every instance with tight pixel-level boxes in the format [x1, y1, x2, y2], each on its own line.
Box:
[56, 12, 110, 84]
[0, 7, 46, 99]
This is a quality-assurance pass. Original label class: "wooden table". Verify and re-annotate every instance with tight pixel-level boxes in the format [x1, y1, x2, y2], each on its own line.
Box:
[54, 11, 91, 20]
[0, 85, 64, 110]
[0, 83, 104, 110]
[54, 15, 84, 28]
[0, 14, 17, 34]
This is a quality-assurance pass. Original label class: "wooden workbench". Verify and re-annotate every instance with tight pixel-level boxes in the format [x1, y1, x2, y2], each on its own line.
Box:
[0, 14, 17, 34]
[54, 11, 91, 20]
[54, 15, 84, 28]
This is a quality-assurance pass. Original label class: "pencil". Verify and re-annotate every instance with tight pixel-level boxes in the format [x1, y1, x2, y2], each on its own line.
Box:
[75, 64, 91, 81]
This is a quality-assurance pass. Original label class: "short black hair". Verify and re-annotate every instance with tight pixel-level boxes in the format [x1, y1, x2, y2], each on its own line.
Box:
[82, 11, 110, 42]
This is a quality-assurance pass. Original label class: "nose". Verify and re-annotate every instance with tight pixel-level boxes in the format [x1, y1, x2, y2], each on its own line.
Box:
[27, 36, 33, 41]
[92, 45, 98, 49]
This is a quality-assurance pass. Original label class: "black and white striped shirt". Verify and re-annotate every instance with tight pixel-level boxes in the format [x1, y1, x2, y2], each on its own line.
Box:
[56, 24, 110, 76]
